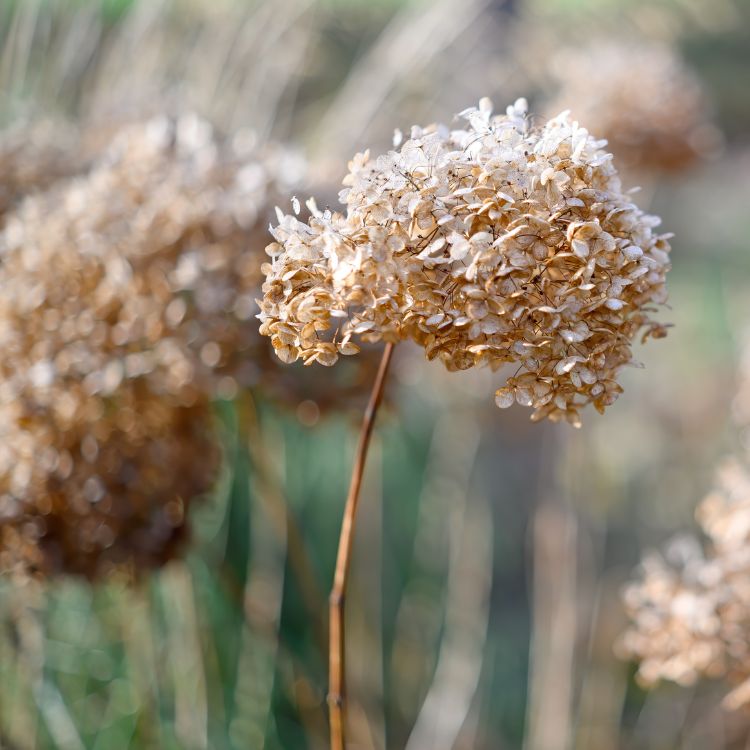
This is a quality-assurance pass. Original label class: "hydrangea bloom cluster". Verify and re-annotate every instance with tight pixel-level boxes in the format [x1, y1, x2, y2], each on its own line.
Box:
[259, 98, 671, 425]
[1, 114, 300, 398]
[621, 460, 750, 709]
[546, 41, 720, 173]
[0, 388, 219, 579]
[0, 114, 300, 578]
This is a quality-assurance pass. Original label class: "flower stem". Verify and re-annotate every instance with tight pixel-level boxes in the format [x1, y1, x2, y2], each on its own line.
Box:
[328, 341, 395, 750]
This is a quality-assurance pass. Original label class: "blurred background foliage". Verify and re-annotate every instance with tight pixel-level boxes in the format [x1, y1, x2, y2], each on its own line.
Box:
[0, 0, 749, 748]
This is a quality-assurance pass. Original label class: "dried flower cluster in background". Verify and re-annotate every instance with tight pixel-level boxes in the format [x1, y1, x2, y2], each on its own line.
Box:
[545, 40, 721, 173]
[0, 120, 92, 224]
[259, 98, 671, 425]
[621, 459, 750, 708]
[621, 318, 750, 708]
[0, 114, 303, 578]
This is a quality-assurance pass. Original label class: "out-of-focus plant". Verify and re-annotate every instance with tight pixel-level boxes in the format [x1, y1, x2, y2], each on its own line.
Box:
[0, 0, 393, 582]
[0, 121, 96, 224]
[544, 39, 722, 175]
[620, 460, 750, 710]
[260, 96, 672, 749]
[621, 329, 750, 712]
[0, 113, 299, 578]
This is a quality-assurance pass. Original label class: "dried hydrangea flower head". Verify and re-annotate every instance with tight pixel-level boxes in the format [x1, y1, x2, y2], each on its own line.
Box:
[0, 113, 306, 577]
[0, 388, 219, 579]
[619, 537, 726, 688]
[3, 114, 302, 398]
[0, 120, 90, 225]
[545, 40, 720, 173]
[621, 460, 750, 709]
[259, 98, 671, 425]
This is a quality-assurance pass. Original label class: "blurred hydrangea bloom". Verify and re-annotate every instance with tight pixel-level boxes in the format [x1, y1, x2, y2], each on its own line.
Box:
[0, 120, 91, 223]
[621, 460, 750, 709]
[0, 114, 301, 578]
[546, 40, 721, 173]
[2, 114, 302, 396]
[259, 98, 671, 425]
[0, 389, 219, 579]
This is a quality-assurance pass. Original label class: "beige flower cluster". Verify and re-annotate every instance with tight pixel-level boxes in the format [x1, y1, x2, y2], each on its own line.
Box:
[621, 460, 750, 709]
[0, 114, 299, 578]
[0, 114, 304, 396]
[259, 98, 671, 425]
[546, 41, 720, 173]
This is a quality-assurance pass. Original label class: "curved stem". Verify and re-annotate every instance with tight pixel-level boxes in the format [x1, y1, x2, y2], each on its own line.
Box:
[329, 342, 395, 750]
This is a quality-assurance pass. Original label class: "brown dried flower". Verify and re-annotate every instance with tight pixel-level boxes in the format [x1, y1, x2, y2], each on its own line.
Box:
[621, 459, 750, 709]
[2, 114, 302, 398]
[0, 113, 304, 578]
[0, 386, 219, 579]
[259, 98, 671, 425]
[546, 41, 721, 173]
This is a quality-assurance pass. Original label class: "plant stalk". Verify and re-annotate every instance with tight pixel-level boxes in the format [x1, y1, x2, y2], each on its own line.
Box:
[328, 342, 395, 750]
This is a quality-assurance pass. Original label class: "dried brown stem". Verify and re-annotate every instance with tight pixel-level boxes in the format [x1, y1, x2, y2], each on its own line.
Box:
[328, 342, 395, 750]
